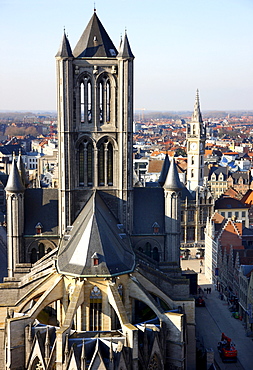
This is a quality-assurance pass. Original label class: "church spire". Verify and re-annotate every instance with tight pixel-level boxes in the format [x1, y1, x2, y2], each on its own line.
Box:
[55, 30, 73, 58]
[192, 89, 202, 123]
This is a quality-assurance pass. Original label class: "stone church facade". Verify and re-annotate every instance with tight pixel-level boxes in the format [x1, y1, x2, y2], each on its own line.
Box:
[0, 12, 195, 369]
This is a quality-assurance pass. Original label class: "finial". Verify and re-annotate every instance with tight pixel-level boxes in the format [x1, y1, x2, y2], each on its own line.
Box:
[125, 27, 127, 35]
[94, 2, 96, 12]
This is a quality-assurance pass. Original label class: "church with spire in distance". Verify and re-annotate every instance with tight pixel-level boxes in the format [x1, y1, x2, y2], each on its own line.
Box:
[0, 11, 196, 370]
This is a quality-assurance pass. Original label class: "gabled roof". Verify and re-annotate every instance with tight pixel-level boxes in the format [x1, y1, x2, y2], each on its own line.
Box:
[57, 191, 135, 277]
[73, 12, 117, 58]
[208, 166, 228, 181]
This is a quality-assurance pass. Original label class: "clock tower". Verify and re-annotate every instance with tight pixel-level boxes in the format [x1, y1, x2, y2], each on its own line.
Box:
[186, 90, 206, 191]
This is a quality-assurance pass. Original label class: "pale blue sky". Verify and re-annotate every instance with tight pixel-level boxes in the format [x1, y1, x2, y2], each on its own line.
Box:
[0, 0, 252, 111]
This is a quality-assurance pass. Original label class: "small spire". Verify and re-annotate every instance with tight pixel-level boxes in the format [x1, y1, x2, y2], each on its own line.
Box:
[192, 89, 202, 123]
[5, 157, 25, 193]
[117, 31, 134, 58]
[163, 158, 182, 191]
[94, 3, 96, 12]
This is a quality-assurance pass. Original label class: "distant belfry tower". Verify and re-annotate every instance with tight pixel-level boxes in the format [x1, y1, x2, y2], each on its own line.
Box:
[186, 90, 206, 191]
[56, 11, 134, 236]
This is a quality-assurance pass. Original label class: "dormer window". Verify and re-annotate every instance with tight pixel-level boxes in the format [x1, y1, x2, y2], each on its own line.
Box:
[152, 222, 160, 234]
[91, 252, 99, 266]
[35, 222, 43, 235]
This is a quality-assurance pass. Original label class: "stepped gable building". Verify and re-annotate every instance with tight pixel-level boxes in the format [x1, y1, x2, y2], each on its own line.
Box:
[0, 11, 196, 370]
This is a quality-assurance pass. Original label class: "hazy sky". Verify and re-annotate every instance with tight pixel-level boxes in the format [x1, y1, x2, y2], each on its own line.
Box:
[1, 0, 253, 111]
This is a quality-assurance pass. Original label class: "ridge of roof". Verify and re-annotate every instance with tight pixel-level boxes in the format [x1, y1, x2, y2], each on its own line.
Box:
[73, 12, 118, 58]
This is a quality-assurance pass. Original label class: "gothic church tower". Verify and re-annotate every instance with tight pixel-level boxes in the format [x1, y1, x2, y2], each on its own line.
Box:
[186, 90, 206, 191]
[56, 11, 134, 236]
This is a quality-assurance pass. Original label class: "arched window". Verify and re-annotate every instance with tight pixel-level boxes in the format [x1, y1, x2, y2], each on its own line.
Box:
[98, 139, 113, 186]
[193, 124, 196, 135]
[30, 248, 37, 264]
[191, 156, 194, 165]
[191, 169, 194, 178]
[145, 242, 151, 257]
[99, 75, 111, 124]
[79, 140, 93, 187]
[153, 247, 159, 262]
[38, 243, 45, 259]
[80, 76, 92, 124]
[90, 286, 102, 331]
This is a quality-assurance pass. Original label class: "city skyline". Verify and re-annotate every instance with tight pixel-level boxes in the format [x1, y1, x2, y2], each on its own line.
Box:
[1, 0, 253, 112]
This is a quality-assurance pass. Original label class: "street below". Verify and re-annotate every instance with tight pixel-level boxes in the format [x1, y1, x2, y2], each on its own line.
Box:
[181, 258, 253, 369]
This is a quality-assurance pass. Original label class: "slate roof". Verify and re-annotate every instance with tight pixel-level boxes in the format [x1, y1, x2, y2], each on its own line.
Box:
[215, 197, 248, 210]
[24, 189, 58, 236]
[163, 158, 182, 191]
[57, 191, 135, 277]
[117, 33, 134, 58]
[5, 158, 25, 193]
[0, 144, 25, 156]
[132, 187, 164, 234]
[73, 12, 118, 58]
[56, 31, 73, 58]
[208, 166, 229, 181]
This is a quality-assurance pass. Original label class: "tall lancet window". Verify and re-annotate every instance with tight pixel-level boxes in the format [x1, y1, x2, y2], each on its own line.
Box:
[90, 286, 102, 331]
[98, 139, 114, 186]
[80, 76, 92, 124]
[99, 74, 111, 124]
[79, 139, 93, 187]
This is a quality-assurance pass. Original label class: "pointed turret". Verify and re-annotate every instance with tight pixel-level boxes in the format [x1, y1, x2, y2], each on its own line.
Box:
[55, 30, 73, 58]
[117, 32, 134, 59]
[163, 158, 181, 191]
[73, 12, 118, 58]
[158, 154, 170, 187]
[192, 89, 202, 123]
[5, 158, 25, 193]
[163, 157, 181, 265]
